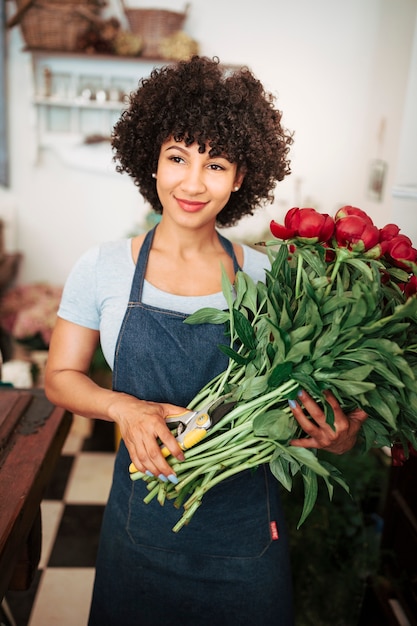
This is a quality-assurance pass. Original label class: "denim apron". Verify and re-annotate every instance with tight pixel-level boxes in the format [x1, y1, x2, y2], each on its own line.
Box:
[88, 227, 294, 626]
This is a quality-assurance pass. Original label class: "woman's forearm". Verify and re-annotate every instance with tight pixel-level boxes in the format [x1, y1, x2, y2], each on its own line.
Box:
[44, 368, 122, 423]
[44, 319, 125, 422]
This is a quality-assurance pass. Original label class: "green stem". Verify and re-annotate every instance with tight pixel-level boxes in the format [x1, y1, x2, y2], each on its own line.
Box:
[325, 259, 341, 296]
[174, 436, 271, 482]
[170, 433, 254, 474]
[143, 484, 160, 504]
[203, 380, 298, 437]
[172, 499, 202, 532]
[157, 482, 167, 506]
[180, 445, 275, 514]
[325, 247, 352, 296]
[295, 251, 303, 299]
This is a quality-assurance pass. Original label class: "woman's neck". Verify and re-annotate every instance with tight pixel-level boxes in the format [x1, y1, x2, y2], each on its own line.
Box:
[152, 218, 223, 259]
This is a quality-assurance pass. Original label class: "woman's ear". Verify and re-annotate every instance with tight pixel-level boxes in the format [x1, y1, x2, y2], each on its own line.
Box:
[233, 169, 246, 191]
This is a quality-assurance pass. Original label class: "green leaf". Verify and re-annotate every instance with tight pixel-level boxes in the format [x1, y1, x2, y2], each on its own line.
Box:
[218, 345, 256, 366]
[313, 355, 335, 369]
[268, 361, 293, 388]
[239, 374, 269, 399]
[233, 271, 248, 309]
[299, 248, 327, 276]
[345, 257, 375, 281]
[382, 322, 413, 337]
[324, 402, 335, 429]
[236, 272, 259, 314]
[185, 308, 229, 325]
[336, 348, 381, 364]
[221, 264, 234, 311]
[314, 369, 341, 381]
[292, 372, 322, 397]
[232, 309, 257, 349]
[297, 467, 318, 528]
[360, 338, 403, 357]
[320, 295, 358, 316]
[267, 320, 291, 355]
[320, 461, 350, 496]
[288, 446, 330, 477]
[364, 298, 417, 332]
[253, 409, 295, 440]
[391, 355, 416, 380]
[341, 364, 374, 381]
[312, 325, 342, 359]
[327, 379, 375, 395]
[289, 324, 316, 344]
[406, 391, 417, 415]
[387, 266, 412, 281]
[310, 276, 330, 291]
[286, 340, 312, 363]
[294, 361, 315, 376]
[269, 454, 293, 492]
[269, 243, 290, 277]
[361, 418, 392, 449]
[342, 295, 369, 329]
[370, 362, 405, 388]
[279, 299, 294, 332]
[365, 388, 399, 428]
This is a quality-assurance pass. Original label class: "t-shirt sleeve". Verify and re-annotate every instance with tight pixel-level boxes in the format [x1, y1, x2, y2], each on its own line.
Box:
[57, 246, 101, 330]
[241, 244, 270, 283]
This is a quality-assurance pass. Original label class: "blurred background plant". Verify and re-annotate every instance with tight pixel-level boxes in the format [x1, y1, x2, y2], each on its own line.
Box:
[284, 447, 390, 626]
[0, 282, 63, 350]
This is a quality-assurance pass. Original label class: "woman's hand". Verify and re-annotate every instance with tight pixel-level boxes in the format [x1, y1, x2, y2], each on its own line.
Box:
[109, 394, 186, 480]
[45, 319, 186, 481]
[289, 389, 367, 455]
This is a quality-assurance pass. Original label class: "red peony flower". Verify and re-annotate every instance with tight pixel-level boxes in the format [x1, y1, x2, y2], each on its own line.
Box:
[270, 207, 334, 243]
[391, 442, 417, 467]
[379, 223, 400, 241]
[404, 275, 417, 298]
[334, 205, 374, 224]
[384, 234, 417, 270]
[334, 214, 380, 252]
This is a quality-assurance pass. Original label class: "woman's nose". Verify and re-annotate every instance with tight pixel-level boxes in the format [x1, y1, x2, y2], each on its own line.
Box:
[180, 166, 206, 194]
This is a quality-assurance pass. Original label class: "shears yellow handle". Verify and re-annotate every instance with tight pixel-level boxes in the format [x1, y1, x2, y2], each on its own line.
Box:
[129, 462, 139, 474]
[160, 412, 210, 457]
[129, 395, 235, 475]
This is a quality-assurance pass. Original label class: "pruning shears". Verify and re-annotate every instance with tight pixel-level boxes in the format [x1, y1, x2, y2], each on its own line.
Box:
[160, 394, 236, 457]
[128, 394, 236, 477]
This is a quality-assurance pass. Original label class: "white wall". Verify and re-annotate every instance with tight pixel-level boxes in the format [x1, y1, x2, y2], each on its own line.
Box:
[2, 0, 417, 285]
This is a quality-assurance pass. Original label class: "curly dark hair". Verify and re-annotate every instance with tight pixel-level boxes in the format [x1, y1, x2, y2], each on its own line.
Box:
[112, 56, 293, 227]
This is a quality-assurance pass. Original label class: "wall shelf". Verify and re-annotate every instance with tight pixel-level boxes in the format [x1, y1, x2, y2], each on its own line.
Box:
[30, 52, 166, 161]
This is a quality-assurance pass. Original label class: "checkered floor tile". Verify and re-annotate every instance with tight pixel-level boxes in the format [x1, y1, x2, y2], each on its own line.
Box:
[2, 417, 116, 626]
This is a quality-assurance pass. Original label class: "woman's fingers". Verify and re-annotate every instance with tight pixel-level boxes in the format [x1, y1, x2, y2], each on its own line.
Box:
[289, 389, 367, 454]
[131, 429, 180, 483]
[118, 400, 186, 479]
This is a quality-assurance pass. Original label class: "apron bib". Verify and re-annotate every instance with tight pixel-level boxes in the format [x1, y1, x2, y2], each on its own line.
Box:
[88, 227, 294, 626]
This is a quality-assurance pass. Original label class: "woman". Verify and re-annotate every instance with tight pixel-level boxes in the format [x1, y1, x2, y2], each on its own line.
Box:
[45, 56, 366, 626]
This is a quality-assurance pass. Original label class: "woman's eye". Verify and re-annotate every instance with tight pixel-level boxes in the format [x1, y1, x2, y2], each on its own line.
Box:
[208, 163, 225, 171]
[169, 155, 184, 164]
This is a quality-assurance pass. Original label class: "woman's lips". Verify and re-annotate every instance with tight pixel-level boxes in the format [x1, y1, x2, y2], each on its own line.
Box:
[176, 197, 208, 212]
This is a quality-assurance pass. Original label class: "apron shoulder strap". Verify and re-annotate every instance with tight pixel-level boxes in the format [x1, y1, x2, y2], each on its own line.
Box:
[129, 227, 156, 302]
[217, 232, 242, 273]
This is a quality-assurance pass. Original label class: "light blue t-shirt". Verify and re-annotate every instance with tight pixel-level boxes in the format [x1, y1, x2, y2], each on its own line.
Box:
[58, 237, 269, 369]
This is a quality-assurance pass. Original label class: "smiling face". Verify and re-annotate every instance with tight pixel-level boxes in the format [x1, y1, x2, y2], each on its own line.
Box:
[154, 138, 244, 229]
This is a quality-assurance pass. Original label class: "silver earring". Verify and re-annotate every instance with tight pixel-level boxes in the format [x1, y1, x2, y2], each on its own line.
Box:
[234, 186, 240, 192]
[152, 173, 157, 179]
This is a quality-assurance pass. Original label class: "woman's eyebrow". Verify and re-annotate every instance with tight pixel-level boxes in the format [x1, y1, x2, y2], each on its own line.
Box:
[164, 144, 188, 153]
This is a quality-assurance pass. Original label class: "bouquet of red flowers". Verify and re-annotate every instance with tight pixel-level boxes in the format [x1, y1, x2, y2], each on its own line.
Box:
[131, 206, 417, 531]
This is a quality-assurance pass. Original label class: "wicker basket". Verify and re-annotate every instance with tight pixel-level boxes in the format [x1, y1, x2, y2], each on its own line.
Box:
[122, 4, 188, 58]
[7, 0, 103, 51]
